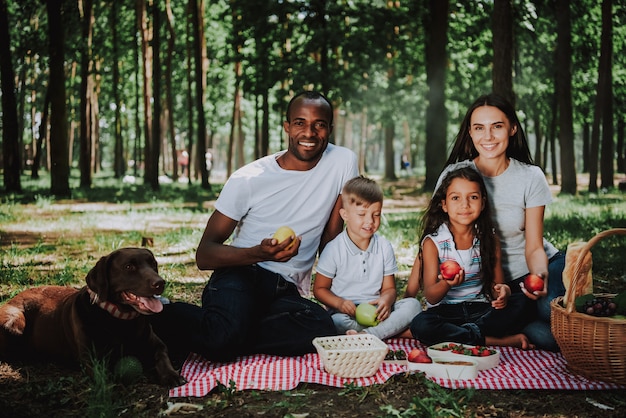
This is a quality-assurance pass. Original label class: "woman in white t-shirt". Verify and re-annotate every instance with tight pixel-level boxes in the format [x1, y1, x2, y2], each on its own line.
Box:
[406, 93, 565, 351]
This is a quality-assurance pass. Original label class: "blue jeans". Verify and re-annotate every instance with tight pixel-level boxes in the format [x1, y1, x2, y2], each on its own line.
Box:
[151, 265, 337, 362]
[409, 301, 513, 347]
[521, 251, 566, 351]
[332, 297, 422, 340]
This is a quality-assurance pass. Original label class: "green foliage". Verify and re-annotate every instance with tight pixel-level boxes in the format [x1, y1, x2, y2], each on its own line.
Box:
[380, 375, 474, 417]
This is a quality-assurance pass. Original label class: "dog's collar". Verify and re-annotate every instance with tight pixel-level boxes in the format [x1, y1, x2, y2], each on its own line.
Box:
[87, 288, 140, 320]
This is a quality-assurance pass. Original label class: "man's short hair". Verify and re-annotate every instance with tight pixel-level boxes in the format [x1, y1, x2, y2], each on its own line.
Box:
[285, 91, 334, 125]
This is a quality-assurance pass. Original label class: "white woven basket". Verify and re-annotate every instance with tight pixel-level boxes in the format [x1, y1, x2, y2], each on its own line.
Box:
[312, 334, 389, 378]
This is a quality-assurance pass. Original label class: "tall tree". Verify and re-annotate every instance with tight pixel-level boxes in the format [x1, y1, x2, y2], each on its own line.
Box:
[0, 0, 22, 192]
[165, 0, 177, 180]
[599, 0, 614, 189]
[423, 0, 449, 191]
[138, 0, 154, 186]
[589, 0, 613, 192]
[492, 0, 514, 105]
[555, 0, 577, 194]
[79, 0, 94, 188]
[191, 0, 209, 189]
[112, 1, 125, 178]
[150, 0, 162, 190]
[47, 0, 70, 197]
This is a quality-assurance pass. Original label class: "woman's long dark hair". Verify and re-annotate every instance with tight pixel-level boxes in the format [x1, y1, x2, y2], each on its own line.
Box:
[445, 93, 534, 166]
[419, 167, 498, 295]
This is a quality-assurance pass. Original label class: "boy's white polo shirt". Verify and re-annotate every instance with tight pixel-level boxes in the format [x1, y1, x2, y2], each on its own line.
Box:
[316, 230, 398, 304]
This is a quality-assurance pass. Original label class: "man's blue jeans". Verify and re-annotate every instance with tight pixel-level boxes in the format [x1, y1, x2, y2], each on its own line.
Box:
[151, 265, 337, 362]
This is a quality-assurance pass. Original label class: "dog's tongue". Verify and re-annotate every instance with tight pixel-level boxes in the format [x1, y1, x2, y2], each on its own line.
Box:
[139, 296, 163, 313]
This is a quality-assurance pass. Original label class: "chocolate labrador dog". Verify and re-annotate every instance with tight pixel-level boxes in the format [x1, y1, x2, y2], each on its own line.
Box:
[0, 247, 183, 387]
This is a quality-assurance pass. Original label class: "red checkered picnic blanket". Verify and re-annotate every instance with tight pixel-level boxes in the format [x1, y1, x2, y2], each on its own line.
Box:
[168, 338, 624, 397]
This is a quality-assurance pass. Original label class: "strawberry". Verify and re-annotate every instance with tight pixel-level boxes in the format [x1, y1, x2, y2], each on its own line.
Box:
[480, 348, 492, 357]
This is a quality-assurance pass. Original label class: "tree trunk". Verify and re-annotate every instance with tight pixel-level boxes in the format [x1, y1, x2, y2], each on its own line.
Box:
[582, 122, 590, 173]
[151, 0, 162, 190]
[32, 87, 50, 179]
[191, 0, 209, 189]
[589, 0, 612, 193]
[0, 0, 22, 192]
[533, 112, 543, 169]
[138, 0, 154, 186]
[492, 0, 514, 105]
[79, 0, 94, 188]
[112, 1, 125, 178]
[617, 119, 625, 173]
[47, 0, 70, 197]
[165, 0, 178, 180]
[384, 121, 397, 180]
[423, 0, 449, 191]
[555, 0, 577, 194]
[599, 0, 614, 189]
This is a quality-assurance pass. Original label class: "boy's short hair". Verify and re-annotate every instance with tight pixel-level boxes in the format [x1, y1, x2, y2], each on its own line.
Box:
[341, 176, 383, 206]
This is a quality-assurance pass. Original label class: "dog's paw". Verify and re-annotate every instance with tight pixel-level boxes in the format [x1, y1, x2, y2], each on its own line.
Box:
[0, 306, 26, 335]
[160, 369, 186, 388]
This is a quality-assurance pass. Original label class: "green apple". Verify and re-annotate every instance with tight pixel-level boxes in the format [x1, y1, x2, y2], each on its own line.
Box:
[114, 356, 143, 385]
[355, 303, 379, 327]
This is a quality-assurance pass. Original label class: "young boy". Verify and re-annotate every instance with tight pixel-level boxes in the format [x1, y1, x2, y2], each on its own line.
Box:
[313, 176, 422, 339]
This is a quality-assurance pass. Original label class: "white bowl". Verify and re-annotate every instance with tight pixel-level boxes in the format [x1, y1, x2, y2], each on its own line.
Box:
[427, 342, 500, 371]
[407, 357, 478, 380]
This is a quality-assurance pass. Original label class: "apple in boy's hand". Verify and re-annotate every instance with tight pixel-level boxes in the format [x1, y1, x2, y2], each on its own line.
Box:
[273, 226, 296, 250]
[524, 274, 544, 293]
[407, 348, 432, 363]
[440, 260, 461, 280]
[355, 303, 379, 327]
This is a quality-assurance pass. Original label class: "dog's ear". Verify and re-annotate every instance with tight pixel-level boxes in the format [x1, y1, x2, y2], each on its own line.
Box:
[86, 254, 111, 301]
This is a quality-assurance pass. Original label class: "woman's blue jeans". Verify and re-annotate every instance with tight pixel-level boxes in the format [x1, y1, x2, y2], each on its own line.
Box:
[506, 251, 566, 351]
[151, 265, 337, 362]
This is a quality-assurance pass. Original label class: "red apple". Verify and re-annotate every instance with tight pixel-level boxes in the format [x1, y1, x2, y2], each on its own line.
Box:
[407, 348, 433, 363]
[524, 274, 544, 293]
[440, 260, 461, 280]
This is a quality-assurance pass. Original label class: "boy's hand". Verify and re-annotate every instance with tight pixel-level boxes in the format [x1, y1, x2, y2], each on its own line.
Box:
[337, 299, 357, 316]
[371, 298, 391, 322]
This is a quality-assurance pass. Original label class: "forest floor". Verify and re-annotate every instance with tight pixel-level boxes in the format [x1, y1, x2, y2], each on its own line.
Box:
[1, 175, 625, 417]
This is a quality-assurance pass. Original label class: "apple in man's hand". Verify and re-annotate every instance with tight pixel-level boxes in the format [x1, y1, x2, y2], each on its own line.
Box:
[440, 260, 461, 280]
[407, 348, 432, 363]
[355, 303, 379, 327]
[524, 274, 544, 293]
[273, 226, 296, 250]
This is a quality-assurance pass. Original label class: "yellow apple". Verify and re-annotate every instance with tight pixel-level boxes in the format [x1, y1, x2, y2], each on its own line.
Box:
[355, 303, 379, 327]
[273, 226, 296, 250]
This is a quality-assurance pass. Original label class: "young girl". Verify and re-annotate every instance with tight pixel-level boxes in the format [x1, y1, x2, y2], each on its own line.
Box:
[409, 167, 532, 348]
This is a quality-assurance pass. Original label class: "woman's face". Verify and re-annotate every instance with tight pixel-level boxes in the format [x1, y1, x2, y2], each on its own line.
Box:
[468, 105, 517, 161]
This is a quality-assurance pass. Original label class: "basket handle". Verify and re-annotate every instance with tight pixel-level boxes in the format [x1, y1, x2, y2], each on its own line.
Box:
[564, 228, 626, 313]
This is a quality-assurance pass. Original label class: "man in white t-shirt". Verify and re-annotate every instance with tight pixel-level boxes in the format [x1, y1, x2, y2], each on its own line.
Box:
[152, 91, 359, 362]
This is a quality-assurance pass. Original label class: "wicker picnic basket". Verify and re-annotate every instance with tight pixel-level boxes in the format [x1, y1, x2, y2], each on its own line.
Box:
[550, 228, 626, 385]
[312, 334, 388, 378]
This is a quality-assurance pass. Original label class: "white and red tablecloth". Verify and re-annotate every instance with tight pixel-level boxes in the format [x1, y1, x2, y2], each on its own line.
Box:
[168, 338, 624, 398]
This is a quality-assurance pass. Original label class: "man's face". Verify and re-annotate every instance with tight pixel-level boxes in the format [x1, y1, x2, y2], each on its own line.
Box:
[283, 98, 333, 165]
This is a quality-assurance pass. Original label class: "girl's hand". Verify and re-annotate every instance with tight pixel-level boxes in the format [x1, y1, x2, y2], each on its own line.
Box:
[440, 269, 465, 288]
[491, 284, 510, 309]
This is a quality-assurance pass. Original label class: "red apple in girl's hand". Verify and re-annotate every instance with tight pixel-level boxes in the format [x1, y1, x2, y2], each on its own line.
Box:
[440, 260, 461, 280]
[524, 274, 544, 293]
